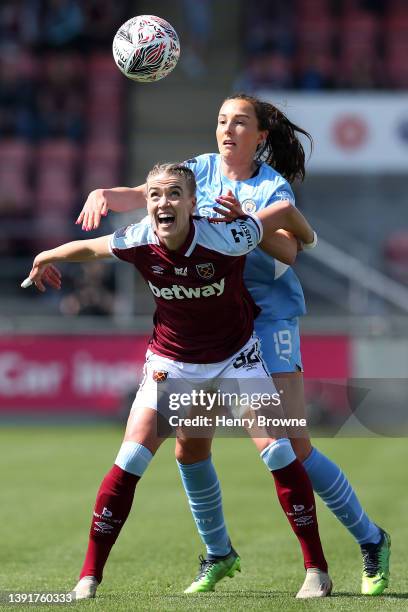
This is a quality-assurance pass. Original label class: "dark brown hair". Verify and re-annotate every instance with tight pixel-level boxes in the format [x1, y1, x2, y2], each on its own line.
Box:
[226, 93, 313, 183]
[146, 163, 197, 195]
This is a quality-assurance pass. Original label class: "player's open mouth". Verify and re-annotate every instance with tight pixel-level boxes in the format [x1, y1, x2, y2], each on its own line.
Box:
[223, 140, 235, 146]
[157, 214, 175, 226]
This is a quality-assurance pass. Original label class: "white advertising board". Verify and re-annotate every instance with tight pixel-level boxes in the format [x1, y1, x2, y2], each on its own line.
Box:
[258, 92, 408, 173]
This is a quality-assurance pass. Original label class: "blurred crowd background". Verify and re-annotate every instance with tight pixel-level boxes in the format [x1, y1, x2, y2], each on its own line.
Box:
[0, 0, 407, 420]
[1, 0, 407, 321]
[238, 0, 408, 90]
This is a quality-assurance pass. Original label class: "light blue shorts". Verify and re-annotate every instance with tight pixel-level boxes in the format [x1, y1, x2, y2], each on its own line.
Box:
[254, 317, 303, 374]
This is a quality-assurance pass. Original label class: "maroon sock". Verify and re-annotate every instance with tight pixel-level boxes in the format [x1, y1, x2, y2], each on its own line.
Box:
[79, 464, 140, 582]
[271, 459, 328, 572]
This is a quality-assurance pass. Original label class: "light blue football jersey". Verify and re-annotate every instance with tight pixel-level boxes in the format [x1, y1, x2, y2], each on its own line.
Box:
[184, 153, 306, 321]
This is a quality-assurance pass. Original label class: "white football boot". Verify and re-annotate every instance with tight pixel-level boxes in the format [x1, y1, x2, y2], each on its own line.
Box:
[71, 576, 99, 600]
[296, 568, 333, 598]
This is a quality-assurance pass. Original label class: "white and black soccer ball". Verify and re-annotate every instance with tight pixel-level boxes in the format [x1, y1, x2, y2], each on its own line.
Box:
[112, 15, 180, 83]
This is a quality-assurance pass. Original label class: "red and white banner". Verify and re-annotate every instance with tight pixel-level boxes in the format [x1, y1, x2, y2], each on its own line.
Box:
[0, 335, 351, 415]
[0, 335, 149, 414]
[258, 92, 408, 172]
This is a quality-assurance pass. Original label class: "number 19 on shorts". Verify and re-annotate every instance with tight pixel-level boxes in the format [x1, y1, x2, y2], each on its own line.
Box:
[273, 330, 292, 360]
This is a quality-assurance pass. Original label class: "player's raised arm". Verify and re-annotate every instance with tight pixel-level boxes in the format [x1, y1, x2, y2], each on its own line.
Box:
[76, 185, 147, 231]
[26, 236, 112, 292]
[256, 201, 314, 246]
[259, 230, 298, 265]
[214, 191, 313, 257]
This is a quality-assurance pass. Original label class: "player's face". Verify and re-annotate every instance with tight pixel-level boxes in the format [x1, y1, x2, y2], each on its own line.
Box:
[147, 173, 196, 248]
[216, 99, 267, 165]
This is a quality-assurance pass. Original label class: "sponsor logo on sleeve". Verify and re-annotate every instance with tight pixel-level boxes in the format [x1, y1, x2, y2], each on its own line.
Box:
[230, 219, 255, 248]
[271, 190, 295, 205]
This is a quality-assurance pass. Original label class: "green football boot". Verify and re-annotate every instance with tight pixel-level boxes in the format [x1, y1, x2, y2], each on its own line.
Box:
[184, 548, 241, 593]
[361, 528, 391, 595]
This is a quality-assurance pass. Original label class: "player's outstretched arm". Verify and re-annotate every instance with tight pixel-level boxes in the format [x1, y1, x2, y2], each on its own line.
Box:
[257, 201, 314, 246]
[76, 185, 147, 231]
[26, 236, 112, 292]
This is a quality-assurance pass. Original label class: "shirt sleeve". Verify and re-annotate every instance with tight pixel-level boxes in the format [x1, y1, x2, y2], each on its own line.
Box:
[204, 214, 263, 256]
[109, 222, 150, 263]
[267, 182, 296, 207]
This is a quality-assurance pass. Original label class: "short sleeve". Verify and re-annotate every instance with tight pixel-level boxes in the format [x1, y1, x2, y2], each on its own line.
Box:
[267, 183, 296, 207]
[109, 222, 153, 263]
[201, 214, 263, 257]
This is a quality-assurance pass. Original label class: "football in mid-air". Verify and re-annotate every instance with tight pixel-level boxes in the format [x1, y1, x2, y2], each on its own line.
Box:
[112, 15, 180, 83]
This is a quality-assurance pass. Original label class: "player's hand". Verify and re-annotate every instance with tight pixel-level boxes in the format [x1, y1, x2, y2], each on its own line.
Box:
[27, 256, 62, 292]
[212, 189, 244, 222]
[76, 189, 109, 231]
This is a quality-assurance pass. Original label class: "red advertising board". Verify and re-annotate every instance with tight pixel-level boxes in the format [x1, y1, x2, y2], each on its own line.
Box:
[0, 334, 351, 415]
[0, 335, 150, 414]
[301, 335, 351, 378]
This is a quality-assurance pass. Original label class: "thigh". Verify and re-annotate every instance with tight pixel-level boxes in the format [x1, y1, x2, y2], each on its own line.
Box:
[256, 317, 312, 451]
[129, 351, 215, 459]
[246, 373, 313, 458]
[220, 335, 284, 448]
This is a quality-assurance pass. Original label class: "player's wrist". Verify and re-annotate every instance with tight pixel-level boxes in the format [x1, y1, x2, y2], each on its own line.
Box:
[302, 231, 318, 250]
[34, 250, 53, 265]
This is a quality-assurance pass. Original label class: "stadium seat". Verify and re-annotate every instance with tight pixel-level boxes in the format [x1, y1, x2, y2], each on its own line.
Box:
[37, 140, 79, 165]
[295, 0, 331, 19]
[340, 11, 379, 45]
[385, 0, 408, 17]
[82, 143, 121, 192]
[0, 141, 32, 211]
[36, 141, 79, 210]
[88, 53, 123, 83]
[385, 15, 408, 44]
[296, 17, 335, 54]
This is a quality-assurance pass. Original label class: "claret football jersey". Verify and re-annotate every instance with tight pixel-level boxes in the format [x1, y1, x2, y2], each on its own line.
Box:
[110, 215, 263, 363]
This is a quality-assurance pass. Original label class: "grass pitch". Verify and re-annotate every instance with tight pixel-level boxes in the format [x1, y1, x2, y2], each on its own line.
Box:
[1, 426, 407, 611]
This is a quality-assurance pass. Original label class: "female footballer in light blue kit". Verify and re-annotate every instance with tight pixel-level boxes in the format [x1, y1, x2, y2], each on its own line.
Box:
[77, 94, 390, 596]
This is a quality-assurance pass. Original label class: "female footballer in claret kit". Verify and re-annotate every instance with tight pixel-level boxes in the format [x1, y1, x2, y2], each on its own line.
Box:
[24, 163, 333, 599]
[76, 94, 390, 597]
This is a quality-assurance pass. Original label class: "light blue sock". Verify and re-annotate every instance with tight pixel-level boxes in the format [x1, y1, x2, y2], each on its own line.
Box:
[177, 456, 231, 558]
[303, 447, 381, 545]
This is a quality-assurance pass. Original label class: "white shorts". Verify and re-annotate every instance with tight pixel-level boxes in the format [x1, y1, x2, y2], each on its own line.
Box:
[132, 334, 275, 413]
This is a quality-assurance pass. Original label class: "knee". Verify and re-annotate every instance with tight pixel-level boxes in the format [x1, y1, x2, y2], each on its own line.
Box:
[175, 439, 211, 464]
[290, 438, 313, 463]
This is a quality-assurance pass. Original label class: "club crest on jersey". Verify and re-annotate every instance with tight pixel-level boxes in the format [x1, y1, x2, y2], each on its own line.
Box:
[196, 263, 215, 279]
[242, 199, 257, 214]
[152, 370, 168, 382]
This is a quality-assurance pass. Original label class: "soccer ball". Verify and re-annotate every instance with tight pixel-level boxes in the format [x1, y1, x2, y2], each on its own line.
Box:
[112, 15, 180, 83]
